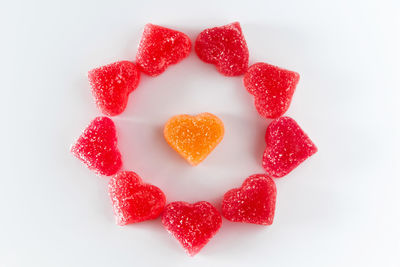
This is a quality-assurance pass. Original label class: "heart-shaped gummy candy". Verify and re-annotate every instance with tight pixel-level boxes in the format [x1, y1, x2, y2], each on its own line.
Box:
[222, 174, 276, 225]
[136, 24, 191, 76]
[163, 113, 224, 166]
[71, 116, 122, 176]
[243, 62, 300, 119]
[195, 22, 249, 76]
[88, 61, 140, 116]
[108, 171, 166, 225]
[263, 116, 317, 178]
[162, 201, 222, 256]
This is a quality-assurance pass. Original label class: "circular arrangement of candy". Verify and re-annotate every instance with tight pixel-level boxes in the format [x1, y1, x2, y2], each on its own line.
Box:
[71, 22, 317, 256]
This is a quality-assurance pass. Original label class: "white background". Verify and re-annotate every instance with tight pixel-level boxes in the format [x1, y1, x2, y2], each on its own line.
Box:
[1, 0, 399, 266]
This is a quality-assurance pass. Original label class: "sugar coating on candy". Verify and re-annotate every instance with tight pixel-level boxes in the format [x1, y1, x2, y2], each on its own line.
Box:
[195, 22, 249, 76]
[163, 113, 224, 166]
[136, 24, 191, 76]
[71, 117, 122, 176]
[108, 171, 166, 225]
[88, 61, 140, 116]
[243, 62, 300, 119]
[263, 117, 317, 178]
[162, 201, 222, 256]
[222, 174, 276, 225]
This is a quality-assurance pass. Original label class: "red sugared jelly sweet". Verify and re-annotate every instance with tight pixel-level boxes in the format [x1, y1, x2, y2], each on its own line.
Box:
[262, 117, 317, 178]
[108, 171, 166, 225]
[222, 174, 276, 225]
[195, 22, 249, 76]
[162, 201, 222, 256]
[136, 24, 191, 76]
[243, 62, 300, 119]
[71, 117, 122, 176]
[88, 61, 140, 116]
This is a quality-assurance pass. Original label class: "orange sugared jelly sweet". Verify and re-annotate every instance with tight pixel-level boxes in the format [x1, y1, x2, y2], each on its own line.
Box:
[164, 113, 224, 166]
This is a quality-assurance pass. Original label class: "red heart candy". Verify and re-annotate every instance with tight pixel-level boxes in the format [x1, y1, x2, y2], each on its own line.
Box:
[263, 117, 317, 178]
[222, 174, 277, 225]
[88, 61, 140, 116]
[243, 62, 300, 119]
[71, 116, 122, 176]
[136, 24, 191, 76]
[162, 201, 222, 256]
[108, 171, 166, 225]
[195, 22, 249, 76]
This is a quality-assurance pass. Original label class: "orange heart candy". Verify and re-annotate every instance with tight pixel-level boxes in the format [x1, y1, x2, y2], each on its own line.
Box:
[164, 113, 225, 166]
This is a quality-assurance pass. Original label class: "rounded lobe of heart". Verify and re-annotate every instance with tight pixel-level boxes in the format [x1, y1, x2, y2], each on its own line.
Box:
[108, 171, 166, 225]
[243, 62, 300, 119]
[163, 113, 225, 166]
[136, 24, 192, 76]
[262, 116, 318, 178]
[88, 61, 141, 116]
[70, 116, 122, 176]
[222, 174, 277, 225]
[195, 22, 249, 76]
[161, 201, 222, 256]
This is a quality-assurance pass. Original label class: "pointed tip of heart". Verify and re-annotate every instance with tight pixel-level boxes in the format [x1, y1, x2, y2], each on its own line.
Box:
[164, 113, 224, 166]
[225, 21, 241, 30]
